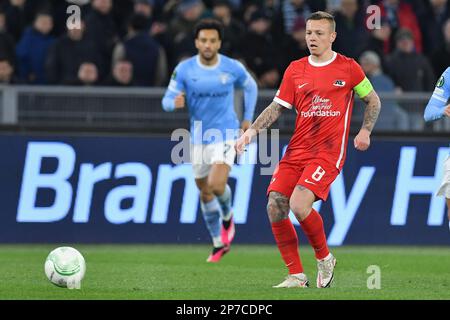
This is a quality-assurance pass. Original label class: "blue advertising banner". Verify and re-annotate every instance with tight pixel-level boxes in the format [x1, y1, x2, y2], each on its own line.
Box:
[0, 134, 448, 245]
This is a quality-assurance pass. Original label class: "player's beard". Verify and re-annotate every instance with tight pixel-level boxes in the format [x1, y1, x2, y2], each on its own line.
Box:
[201, 50, 217, 63]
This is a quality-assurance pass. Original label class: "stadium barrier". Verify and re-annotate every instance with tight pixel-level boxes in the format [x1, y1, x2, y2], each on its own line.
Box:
[0, 85, 449, 134]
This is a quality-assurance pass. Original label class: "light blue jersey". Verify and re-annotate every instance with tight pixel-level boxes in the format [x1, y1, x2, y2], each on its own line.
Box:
[425, 67, 450, 121]
[424, 67, 450, 152]
[162, 54, 258, 144]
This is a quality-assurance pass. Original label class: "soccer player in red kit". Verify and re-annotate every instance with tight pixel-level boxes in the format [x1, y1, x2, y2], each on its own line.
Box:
[235, 11, 381, 288]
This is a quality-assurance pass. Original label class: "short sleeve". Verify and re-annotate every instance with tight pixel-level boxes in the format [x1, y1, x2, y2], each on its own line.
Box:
[426, 68, 450, 109]
[234, 60, 251, 87]
[433, 68, 450, 102]
[350, 59, 366, 88]
[273, 63, 295, 109]
[351, 59, 373, 99]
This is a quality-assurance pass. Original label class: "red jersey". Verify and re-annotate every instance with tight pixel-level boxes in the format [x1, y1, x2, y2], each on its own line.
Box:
[273, 52, 366, 171]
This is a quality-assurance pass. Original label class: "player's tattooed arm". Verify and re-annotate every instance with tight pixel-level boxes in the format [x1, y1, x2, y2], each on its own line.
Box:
[235, 101, 284, 153]
[354, 90, 381, 151]
[360, 90, 381, 133]
[250, 101, 284, 134]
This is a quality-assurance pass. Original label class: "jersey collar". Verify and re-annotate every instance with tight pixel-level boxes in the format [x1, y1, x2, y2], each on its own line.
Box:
[308, 51, 337, 67]
[196, 54, 221, 70]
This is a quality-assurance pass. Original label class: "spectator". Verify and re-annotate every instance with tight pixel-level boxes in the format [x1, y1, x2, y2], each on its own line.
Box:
[431, 18, 450, 78]
[263, 0, 285, 47]
[84, 0, 119, 70]
[365, 17, 392, 59]
[112, 0, 135, 38]
[0, 57, 16, 84]
[76, 62, 99, 86]
[131, 0, 171, 70]
[241, 1, 260, 26]
[359, 50, 409, 131]
[281, 0, 311, 35]
[4, 0, 34, 42]
[420, 0, 450, 56]
[16, 11, 55, 84]
[376, 0, 423, 53]
[113, 13, 167, 86]
[134, 0, 154, 25]
[211, 0, 245, 57]
[238, 9, 280, 88]
[102, 59, 135, 86]
[0, 9, 16, 68]
[385, 28, 435, 92]
[167, 0, 210, 67]
[46, 19, 104, 85]
[280, 17, 309, 72]
[281, 0, 326, 35]
[326, 0, 342, 13]
[333, 0, 369, 59]
[257, 64, 280, 89]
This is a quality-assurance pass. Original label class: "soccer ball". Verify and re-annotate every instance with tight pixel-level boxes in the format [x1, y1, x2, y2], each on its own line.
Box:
[45, 247, 86, 289]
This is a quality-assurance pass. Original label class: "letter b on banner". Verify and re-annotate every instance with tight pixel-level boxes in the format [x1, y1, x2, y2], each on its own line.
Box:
[17, 142, 75, 222]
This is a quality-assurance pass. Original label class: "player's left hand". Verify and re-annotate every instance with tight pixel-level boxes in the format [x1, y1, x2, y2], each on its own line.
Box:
[354, 128, 371, 151]
[241, 120, 252, 132]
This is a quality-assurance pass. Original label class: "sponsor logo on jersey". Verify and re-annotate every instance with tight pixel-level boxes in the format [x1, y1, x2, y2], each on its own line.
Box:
[192, 91, 229, 98]
[301, 95, 341, 118]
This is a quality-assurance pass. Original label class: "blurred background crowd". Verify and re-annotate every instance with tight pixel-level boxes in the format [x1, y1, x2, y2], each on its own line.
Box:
[0, 0, 449, 93]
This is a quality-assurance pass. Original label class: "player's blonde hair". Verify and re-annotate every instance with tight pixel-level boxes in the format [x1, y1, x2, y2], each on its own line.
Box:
[306, 11, 336, 32]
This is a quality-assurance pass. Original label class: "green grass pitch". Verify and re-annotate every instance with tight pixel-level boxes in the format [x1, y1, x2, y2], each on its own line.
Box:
[0, 244, 449, 300]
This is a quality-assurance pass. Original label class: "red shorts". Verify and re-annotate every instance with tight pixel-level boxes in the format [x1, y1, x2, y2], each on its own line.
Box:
[266, 157, 339, 201]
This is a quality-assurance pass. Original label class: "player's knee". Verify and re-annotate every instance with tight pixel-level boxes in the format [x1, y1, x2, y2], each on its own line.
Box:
[266, 200, 289, 223]
[208, 181, 225, 195]
[289, 199, 312, 221]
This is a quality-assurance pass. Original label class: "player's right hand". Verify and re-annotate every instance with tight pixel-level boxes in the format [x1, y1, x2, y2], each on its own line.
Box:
[235, 129, 255, 155]
[174, 93, 185, 109]
[444, 104, 450, 117]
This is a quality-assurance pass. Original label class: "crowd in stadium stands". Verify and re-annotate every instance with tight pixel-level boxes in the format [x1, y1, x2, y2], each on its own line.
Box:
[0, 0, 449, 91]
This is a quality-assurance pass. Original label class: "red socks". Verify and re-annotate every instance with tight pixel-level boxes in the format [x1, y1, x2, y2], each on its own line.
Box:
[271, 209, 329, 274]
[300, 209, 329, 260]
[271, 219, 303, 274]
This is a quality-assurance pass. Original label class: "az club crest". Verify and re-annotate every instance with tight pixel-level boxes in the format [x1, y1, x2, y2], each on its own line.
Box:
[333, 80, 346, 87]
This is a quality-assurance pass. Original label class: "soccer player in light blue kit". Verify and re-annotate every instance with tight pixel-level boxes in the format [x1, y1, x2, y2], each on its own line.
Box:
[162, 19, 258, 262]
[424, 67, 450, 229]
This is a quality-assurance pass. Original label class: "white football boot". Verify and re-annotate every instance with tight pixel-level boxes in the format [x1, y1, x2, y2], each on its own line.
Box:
[273, 273, 309, 288]
[317, 253, 337, 288]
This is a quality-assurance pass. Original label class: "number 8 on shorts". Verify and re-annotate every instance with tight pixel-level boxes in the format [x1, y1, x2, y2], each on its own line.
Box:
[312, 166, 326, 182]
